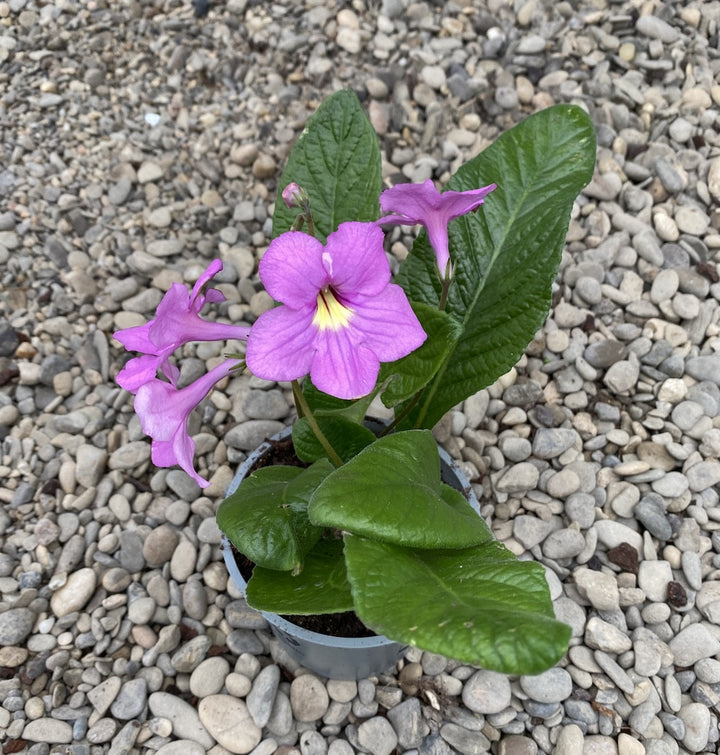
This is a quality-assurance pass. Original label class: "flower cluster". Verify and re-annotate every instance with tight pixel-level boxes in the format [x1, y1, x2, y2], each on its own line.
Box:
[114, 260, 249, 487]
[114, 180, 495, 486]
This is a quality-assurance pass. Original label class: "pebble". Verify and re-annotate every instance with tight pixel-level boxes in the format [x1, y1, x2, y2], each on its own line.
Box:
[0, 607, 35, 644]
[574, 569, 619, 611]
[22, 719, 73, 744]
[357, 716, 398, 755]
[678, 703, 711, 752]
[462, 670, 512, 714]
[290, 676, 329, 722]
[143, 525, 180, 567]
[638, 560, 673, 603]
[198, 695, 261, 754]
[148, 692, 214, 749]
[50, 568, 97, 617]
[585, 617, 632, 653]
[110, 679, 147, 720]
[190, 657, 230, 698]
[246, 663, 280, 727]
[668, 623, 720, 666]
[519, 668, 572, 703]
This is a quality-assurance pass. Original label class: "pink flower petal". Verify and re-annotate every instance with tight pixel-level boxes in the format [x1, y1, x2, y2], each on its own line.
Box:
[114, 259, 249, 396]
[190, 258, 223, 305]
[343, 284, 427, 363]
[323, 222, 390, 297]
[259, 232, 328, 308]
[116, 354, 168, 393]
[114, 322, 154, 353]
[311, 329, 380, 400]
[245, 305, 316, 382]
[378, 178, 438, 220]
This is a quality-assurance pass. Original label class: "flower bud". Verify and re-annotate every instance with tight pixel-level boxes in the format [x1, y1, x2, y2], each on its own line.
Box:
[282, 182, 306, 208]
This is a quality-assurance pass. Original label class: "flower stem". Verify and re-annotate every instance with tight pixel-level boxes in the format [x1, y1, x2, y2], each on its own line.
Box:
[306, 212, 316, 237]
[379, 388, 424, 436]
[291, 380, 344, 467]
[438, 277, 451, 311]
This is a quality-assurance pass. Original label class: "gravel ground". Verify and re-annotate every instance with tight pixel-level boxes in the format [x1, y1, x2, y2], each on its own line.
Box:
[2, 0, 720, 753]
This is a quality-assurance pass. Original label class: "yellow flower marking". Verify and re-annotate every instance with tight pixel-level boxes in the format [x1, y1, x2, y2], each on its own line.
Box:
[312, 286, 353, 331]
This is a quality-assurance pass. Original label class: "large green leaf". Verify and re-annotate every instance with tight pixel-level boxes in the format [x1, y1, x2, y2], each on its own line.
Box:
[379, 303, 462, 408]
[292, 416, 377, 463]
[344, 535, 571, 674]
[397, 105, 596, 428]
[216, 460, 333, 572]
[309, 431, 492, 549]
[246, 538, 354, 615]
[272, 90, 382, 241]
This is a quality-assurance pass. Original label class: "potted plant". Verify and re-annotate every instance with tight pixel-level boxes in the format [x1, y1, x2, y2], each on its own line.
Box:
[114, 91, 596, 679]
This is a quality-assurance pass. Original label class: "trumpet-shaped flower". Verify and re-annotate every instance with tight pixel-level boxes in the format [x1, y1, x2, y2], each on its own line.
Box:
[246, 222, 426, 400]
[377, 179, 497, 278]
[115, 259, 249, 392]
[134, 359, 240, 488]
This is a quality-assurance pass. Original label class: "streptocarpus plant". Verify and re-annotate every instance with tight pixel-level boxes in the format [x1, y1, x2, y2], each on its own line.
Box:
[115, 91, 596, 674]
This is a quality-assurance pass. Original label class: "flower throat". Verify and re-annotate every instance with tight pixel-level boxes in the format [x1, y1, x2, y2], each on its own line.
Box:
[312, 286, 353, 331]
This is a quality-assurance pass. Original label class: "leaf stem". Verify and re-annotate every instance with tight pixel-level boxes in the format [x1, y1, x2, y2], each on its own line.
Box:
[291, 380, 344, 467]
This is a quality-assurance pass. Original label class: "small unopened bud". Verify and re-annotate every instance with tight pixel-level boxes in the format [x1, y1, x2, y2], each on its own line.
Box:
[282, 182, 306, 208]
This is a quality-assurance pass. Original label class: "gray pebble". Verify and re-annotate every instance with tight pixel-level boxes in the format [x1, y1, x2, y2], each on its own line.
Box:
[246, 664, 280, 728]
[0, 607, 36, 645]
[519, 668, 572, 703]
[110, 679, 147, 720]
[462, 670, 511, 714]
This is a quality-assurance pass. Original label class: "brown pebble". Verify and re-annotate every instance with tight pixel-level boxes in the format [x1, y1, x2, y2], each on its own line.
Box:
[607, 542, 639, 575]
[667, 580, 687, 607]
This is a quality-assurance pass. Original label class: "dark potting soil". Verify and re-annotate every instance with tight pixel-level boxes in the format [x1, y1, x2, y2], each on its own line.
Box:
[231, 436, 378, 640]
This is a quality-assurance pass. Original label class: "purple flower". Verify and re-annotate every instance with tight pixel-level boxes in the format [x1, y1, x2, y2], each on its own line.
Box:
[134, 359, 240, 488]
[377, 179, 497, 277]
[245, 222, 426, 400]
[115, 259, 249, 392]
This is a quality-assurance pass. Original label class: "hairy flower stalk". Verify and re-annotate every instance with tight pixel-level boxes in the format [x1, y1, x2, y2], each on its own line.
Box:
[246, 221, 426, 400]
[377, 179, 497, 279]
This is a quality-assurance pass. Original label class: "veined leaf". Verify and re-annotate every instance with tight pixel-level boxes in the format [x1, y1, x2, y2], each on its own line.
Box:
[397, 105, 596, 428]
[272, 90, 382, 241]
[309, 431, 492, 549]
[344, 535, 571, 675]
[246, 538, 353, 615]
[217, 460, 333, 572]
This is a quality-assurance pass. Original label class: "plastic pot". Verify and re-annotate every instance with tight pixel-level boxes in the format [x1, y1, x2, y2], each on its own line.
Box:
[220, 427, 479, 680]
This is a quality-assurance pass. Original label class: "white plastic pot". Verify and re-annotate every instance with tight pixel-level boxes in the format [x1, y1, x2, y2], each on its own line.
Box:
[221, 427, 479, 680]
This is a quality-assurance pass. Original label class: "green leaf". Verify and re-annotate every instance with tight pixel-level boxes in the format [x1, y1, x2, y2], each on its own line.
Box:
[344, 536, 571, 675]
[397, 105, 596, 428]
[292, 416, 377, 464]
[301, 378, 377, 425]
[379, 303, 462, 408]
[272, 90, 382, 241]
[309, 431, 492, 549]
[246, 538, 354, 615]
[216, 460, 333, 572]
